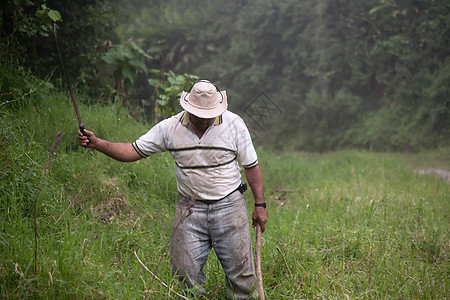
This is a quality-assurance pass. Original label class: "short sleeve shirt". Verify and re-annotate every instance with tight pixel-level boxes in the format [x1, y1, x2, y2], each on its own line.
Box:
[132, 110, 258, 200]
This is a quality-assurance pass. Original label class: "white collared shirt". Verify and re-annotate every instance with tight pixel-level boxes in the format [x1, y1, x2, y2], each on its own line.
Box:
[132, 110, 258, 200]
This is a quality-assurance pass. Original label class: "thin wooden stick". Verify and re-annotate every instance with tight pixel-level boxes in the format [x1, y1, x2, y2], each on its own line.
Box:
[134, 251, 189, 300]
[255, 223, 265, 300]
[55, 179, 89, 224]
[34, 131, 62, 273]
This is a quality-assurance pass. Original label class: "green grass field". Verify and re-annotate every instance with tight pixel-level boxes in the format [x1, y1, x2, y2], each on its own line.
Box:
[1, 90, 448, 299]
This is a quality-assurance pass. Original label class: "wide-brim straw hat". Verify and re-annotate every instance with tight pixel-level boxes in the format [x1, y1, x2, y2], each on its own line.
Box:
[179, 80, 227, 118]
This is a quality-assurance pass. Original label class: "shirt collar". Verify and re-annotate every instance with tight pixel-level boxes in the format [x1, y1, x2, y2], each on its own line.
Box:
[180, 111, 223, 126]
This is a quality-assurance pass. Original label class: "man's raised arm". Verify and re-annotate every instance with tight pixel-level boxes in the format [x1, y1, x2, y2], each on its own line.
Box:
[78, 129, 142, 162]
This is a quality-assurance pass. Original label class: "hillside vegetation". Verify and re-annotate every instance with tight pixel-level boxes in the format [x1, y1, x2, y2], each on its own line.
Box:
[2, 0, 449, 151]
[1, 67, 448, 299]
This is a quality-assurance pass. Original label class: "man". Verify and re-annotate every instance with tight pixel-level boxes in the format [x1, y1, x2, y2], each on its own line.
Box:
[77, 80, 268, 299]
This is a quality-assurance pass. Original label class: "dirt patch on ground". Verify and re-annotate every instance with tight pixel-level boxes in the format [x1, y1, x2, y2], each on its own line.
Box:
[414, 168, 450, 182]
[92, 196, 130, 223]
[91, 178, 132, 223]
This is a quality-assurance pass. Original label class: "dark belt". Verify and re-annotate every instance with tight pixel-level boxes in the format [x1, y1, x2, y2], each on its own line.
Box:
[196, 182, 248, 205]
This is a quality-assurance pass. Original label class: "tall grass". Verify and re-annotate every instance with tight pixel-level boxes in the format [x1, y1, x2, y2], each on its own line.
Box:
[1, 68, 448, 299]
[258, 150, 449, 299]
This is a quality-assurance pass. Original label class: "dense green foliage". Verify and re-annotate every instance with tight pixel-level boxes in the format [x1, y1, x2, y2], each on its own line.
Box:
[148, 70, 199, 121]
[117, 0, 450, 151]
[2, 0, 449, 151]
[1, 0, 119, 99]
[0, 67, 448, 298]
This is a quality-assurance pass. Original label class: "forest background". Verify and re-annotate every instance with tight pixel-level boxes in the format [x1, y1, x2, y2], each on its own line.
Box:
[2, 0, 449, 152]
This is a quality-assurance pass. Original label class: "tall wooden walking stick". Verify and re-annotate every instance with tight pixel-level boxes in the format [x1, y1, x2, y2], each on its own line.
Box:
[255, 223, 265, 300]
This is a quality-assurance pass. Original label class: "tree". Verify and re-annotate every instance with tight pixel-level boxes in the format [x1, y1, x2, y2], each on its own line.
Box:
[0, 0, 119, 99]
[101, 41, 152, 100]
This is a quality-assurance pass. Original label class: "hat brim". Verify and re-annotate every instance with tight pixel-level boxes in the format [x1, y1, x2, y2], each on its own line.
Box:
[179, 90, 228, 118]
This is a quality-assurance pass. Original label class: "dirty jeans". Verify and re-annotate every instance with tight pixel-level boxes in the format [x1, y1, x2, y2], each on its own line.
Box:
[170, 191, 258, 299]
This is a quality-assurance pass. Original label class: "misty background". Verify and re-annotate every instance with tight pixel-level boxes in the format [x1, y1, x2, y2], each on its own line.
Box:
[2, 0, 449, 151]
